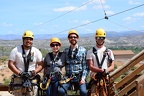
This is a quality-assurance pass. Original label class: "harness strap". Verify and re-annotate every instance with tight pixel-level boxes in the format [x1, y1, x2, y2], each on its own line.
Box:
[49, 52, 62, 62]
[48, 52, 62, 71]
[93, 47, 108, 68]
[21, 45, 32, 72]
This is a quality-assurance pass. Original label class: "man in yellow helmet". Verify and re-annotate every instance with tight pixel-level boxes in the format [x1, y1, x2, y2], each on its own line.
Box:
[86, 28, 115, 96]
[42, 37, 65, 96]
[58, 30, 88, 96]
[8, 30, 43, 96]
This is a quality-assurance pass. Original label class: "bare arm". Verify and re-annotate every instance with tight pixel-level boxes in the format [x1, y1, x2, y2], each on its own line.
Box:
[87, 59, 103, 73]
[8, 60, 20, 75]
[34, 61, 43, 74]
[107, 61, 114, 73]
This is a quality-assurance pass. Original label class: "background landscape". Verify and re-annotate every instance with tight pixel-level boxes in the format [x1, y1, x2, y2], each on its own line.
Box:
[0, 30, 143, 96]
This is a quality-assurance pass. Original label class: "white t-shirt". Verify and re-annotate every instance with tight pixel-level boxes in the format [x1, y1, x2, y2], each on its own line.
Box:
[9, 45, 43, 72]
[86, 46, 114, 70]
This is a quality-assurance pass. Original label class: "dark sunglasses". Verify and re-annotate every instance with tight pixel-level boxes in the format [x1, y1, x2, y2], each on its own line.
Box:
[68, 36, 78, 39]
[51, 43, 60, 47]
[97, 37, 105, 40]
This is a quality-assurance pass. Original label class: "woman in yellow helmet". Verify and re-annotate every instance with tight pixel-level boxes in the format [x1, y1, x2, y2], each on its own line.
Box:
[42, 37, 65, 96]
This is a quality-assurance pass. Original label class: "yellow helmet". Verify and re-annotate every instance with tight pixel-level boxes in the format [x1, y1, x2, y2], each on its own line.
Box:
[50, 37, 61, 46]
[22, 30, 34, 39]
[68, 30, 79, 37]
[95, 28, 106, 37]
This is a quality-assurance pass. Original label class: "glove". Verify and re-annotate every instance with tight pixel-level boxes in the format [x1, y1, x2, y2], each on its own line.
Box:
[19, 71, 26, 78]
[102, 69, 108, 77]
[19, 71, 34, 79]
[25, 71, 33, 78]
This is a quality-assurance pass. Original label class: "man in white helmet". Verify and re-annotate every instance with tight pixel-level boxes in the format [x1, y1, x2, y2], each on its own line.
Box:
[8, 30, 43, 96]
[86, 28, 114, 96]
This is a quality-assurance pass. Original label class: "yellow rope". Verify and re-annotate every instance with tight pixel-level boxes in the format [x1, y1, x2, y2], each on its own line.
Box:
[40, 77, 51, 90]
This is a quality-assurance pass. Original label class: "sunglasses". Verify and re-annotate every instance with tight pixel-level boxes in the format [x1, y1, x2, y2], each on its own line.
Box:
[97, 37, 105, 40]
[51, 43, 60, 47]
[68, 36, 78, 39]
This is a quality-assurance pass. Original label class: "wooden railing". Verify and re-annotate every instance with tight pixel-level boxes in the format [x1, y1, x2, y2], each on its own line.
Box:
[109, 50, 144, 96]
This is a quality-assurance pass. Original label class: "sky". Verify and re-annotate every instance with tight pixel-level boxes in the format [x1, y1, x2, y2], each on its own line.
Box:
[0, 0, 144, 38]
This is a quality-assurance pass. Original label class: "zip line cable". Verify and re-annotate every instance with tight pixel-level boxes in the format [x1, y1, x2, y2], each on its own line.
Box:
[36, 17, 104, 39]
[30, 0, 94, 29]
[107, 19, 143, 33]
[99, 0, 107, 17]
[38, 3, 144, 39]
[108, 3, 144, 18]
[99, 0, 144, 32]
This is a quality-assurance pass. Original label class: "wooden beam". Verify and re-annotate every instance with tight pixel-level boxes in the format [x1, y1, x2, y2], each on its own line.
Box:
[115, 64, 144, 89]
[110, 50, 144, 80]
[116, 81, 136, 96]
[129, 90, 137, 96]
[0, 84, 9, 91]
[135, 74, 144, 96]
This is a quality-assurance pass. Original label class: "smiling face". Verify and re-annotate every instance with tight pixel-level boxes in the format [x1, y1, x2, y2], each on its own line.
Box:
[23, 37, 33, 49]
[68, 33, 79, 46]
[50, 42, 61, 53]
[95, 37, 105, 47]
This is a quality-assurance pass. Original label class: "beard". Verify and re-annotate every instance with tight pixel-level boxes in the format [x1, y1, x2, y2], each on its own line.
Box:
[70, 40, 77, 46]
[23, 45, 31, 49]
[96, 41, 104, 46]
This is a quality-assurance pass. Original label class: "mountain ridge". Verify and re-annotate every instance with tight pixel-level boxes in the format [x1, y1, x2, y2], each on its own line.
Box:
[0, 30, 144, 40]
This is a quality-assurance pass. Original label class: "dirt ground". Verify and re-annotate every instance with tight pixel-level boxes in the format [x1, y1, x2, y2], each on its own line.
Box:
[0, 61, 12, 83]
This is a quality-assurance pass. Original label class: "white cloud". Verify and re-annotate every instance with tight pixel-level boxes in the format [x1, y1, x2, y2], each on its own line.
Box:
[93, 5, 110, 9]
[133, 12, 144, 17]
[141, 25, 144, 28]
[89, 0, 106, 4]
[53, 5, 87, 12]
[33, 22, 43, 26]
[0, 22, 13, 27]
[128, 0, 140, 5]
[105, 10, 115, 15]
[68, 20, 79, 24]
[123, 16, 141, 22]
[73, 20, 79, 23]
[81, 20, 91, 24]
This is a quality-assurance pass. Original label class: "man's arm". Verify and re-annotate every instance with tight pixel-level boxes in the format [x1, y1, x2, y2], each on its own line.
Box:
[8, 60, 21, 75]
[87, 59, 104, 73]
[106, 61, 114, 73]
[34, 61, 43, 74]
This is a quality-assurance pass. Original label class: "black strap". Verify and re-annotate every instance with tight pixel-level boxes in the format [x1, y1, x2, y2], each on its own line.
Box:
[68, 47, 78, 59]
[48, 52, 62, 62]
[48, 52, 62, 70]
[93, 47, 108, 68]
[22, 45, 32, 72]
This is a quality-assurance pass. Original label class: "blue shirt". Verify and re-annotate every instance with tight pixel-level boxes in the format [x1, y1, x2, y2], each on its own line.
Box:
[64, 45, 88, 79]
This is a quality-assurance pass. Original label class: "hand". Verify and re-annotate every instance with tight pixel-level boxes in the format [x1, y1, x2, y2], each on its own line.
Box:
[25, 71, 33, 78]
[19, 71, 26, 78]
[19, 71, 33, 79]
[102, 69, 108, 76]
[79, 78, 85, 85]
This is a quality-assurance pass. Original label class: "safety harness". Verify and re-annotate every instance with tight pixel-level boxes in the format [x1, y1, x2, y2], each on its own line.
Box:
[9, 45, 41, 96]
[88, 47, 112, 96]
[40, 52, 62, 91]
[59, 46, 85, 95]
